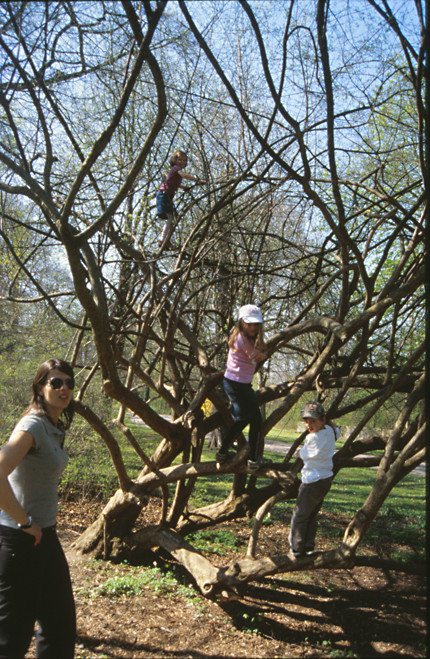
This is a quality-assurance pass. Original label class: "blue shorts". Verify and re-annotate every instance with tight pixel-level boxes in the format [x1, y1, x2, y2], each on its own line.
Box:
[156, 190, 176, 219]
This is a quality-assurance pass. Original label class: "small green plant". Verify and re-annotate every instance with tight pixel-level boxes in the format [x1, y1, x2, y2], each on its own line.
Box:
[94, 572, 144, 597]
[305, 636, 357, 657]
[91, 563, 202, 607]
[189, 529, 239, 555]
[241, 612, 264, 634]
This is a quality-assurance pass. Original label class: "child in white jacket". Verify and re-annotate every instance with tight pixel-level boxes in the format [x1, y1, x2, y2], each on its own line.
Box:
[289, 401, 339, 557]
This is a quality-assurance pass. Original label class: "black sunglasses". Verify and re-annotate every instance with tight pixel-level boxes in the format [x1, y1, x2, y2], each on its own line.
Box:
[46, 377, 75, 390]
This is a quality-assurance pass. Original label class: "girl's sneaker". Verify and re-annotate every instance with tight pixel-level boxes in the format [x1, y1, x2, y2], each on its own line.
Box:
[247, 457, 272, 471]
[216, 450, 235, 464]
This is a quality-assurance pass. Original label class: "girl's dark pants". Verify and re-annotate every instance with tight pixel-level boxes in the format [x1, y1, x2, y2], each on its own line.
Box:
[0, 524, 76, 658]
[220, 377, 262, 462]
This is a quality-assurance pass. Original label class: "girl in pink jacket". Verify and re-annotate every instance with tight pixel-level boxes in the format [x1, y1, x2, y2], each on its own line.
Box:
[216, 304, 272, 471]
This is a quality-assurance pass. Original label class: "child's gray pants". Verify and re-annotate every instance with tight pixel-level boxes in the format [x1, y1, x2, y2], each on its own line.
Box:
[289, 476, 332, 554]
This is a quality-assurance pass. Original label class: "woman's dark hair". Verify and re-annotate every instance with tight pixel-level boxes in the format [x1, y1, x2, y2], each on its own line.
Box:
[27, 358, 75, 429]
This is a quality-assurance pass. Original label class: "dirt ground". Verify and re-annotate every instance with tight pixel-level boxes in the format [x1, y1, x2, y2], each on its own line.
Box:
[31, 499, 427, 659]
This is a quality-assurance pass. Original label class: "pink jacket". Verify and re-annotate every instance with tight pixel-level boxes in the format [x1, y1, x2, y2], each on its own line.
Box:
[224, 332, 259, 383]
[159, 165, 183, 196]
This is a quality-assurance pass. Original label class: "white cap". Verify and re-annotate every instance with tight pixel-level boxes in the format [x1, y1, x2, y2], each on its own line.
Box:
[238, 304, 263, 324]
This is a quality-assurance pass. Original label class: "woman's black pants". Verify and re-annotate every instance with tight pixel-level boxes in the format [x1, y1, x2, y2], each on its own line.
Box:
[0, 524, 75, 658]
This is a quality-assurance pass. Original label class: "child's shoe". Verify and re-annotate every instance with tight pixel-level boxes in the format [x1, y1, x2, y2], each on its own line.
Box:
[247, 457, 272, 471]
[216, 450, 235, 464]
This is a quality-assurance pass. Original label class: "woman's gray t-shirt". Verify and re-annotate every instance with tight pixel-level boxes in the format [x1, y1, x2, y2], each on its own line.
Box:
[0, 411, 68, 529]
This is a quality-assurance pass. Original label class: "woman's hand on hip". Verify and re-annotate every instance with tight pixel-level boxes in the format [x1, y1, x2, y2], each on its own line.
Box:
[24, 521, 42, 546]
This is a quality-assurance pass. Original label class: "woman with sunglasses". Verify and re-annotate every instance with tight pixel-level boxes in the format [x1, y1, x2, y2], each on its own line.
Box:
[0, 359, 76, 658]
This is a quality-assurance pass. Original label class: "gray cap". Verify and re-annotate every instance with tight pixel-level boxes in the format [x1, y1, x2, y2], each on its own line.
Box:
[300, 401, 325, 419]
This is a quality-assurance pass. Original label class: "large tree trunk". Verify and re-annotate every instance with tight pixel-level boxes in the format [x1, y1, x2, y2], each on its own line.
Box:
[72, 489, 144, 556]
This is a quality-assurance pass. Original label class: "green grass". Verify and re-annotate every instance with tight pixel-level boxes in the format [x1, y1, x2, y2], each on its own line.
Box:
[186, 466, 425, 561]
[266, 426, 297, 443]
[316, 468, 426, 562]
[326, 467, 425, 518]
[60, 416, 425, 564]
[60, 417, 293, 502]
[189, 528, 240, 555]
[60, 422, 162, 499]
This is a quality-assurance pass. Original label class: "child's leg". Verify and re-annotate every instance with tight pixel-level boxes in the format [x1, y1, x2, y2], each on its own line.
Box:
[290, 479, 331, 555]
[219, 418, 248, 454]
[303, 477, 332, 551]
[219, 379, 256, 455]
[247, 409, 263, 462]
[156, 191, 176, 247]
[158, 214, 173, 246]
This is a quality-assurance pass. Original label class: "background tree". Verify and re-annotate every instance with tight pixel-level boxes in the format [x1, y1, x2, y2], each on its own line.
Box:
[0, 0, 425, 597]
